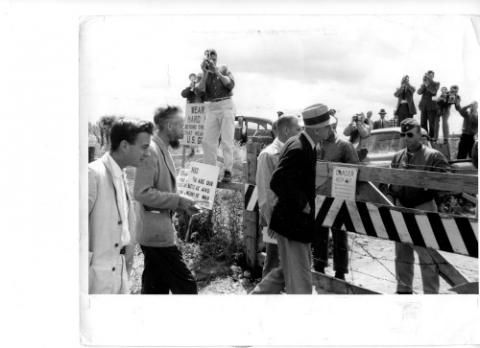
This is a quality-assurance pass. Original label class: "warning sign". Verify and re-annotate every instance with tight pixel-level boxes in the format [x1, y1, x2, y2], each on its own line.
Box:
[180, 103, 206, 146]
[177, 162, 219, 210]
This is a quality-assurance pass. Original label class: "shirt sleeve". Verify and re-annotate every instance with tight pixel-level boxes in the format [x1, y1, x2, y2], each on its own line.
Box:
[256, 151, 277, 226]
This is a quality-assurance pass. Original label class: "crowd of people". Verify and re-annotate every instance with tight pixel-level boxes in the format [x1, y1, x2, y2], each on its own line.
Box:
[88, 48, 478, 295]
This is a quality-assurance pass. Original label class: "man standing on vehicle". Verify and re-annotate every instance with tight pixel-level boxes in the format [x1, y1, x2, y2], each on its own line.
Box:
[389, 118, 449, 294]
[195, 48, 236, 183]
[312, 113, 360, 280]
[418, 70, 440, 139]
[457, 101, 478, 159]
[256, 116, 302, 283]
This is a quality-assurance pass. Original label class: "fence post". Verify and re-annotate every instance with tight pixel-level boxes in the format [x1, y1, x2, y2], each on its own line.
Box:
[243, 140, 261, 269]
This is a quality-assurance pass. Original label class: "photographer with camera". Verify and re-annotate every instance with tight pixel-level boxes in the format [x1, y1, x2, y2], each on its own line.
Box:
[457, 101, 478, 159]
[434, 85, 461, 144]
[343, 112, 371, 145]
[417, 70, 440, 139]
[194, 48, 236, 183]
[394, 75, 417, 124]
[181, 73, 204, 104]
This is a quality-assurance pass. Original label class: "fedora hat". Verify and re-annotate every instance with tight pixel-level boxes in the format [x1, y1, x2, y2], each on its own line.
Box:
[301, 103, 337, 128]
[378, 108, 387, 115]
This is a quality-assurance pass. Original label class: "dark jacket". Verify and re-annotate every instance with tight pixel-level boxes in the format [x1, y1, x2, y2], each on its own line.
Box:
[269, 133, 316, 243]
[394, 84, 417, 116]
[418, 81, 440, 111]
[181, 86, 203, 104]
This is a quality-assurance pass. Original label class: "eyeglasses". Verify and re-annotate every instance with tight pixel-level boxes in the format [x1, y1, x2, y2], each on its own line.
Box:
[400, 132, 415, 138]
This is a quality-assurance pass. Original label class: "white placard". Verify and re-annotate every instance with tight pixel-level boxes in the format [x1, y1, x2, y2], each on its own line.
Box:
[176, 162, 219, 210]
[331, 166, 358, 201]
[180, 103, 206, 146]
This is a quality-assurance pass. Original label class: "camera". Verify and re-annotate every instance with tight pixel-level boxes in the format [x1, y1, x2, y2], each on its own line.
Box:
[447, 93, 457, 104]
[352, 115, 359, 123]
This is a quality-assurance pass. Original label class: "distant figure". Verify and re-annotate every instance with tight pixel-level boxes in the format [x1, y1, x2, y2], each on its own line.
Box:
[343, 112, 371, 145]
[89, 118, 154, 294]
[457, 101, 478, 159]
[277, 111, 284, 118]
[418, 70, 440, 139]
[373, 109, 390, 129]
[389, 118, 449, 294]
[98, 115, 118, 152]
[181, 73, 204, 104]
[88, 122, 98, 163]
[434, 85, 461, 143]
[365, 110, 373, 129]
[195, 48, 236, 183]
[394, 75, 416, 124]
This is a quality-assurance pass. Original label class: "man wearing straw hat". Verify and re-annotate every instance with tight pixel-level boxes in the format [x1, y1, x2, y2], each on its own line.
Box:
[251, 103, 336, 294]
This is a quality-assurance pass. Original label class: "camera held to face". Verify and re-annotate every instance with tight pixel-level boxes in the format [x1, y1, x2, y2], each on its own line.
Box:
[202, 50, 216, 72]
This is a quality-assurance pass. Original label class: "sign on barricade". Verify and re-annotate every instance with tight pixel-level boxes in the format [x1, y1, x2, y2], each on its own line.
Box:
[177, 162, 219, 210]
[332, 165, 358, 200]
[180, 103, 206, 146]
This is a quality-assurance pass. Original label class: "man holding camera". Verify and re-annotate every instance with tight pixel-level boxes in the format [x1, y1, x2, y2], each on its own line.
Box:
[195, 48, 236, 183]
[343, 112, 371, 145]
[457, 101, 478, 159]
[181, 73, 204, 104]
[434, 85, 461, 143]
[418, 70, 440, 139]
[394, 75, 417, 125]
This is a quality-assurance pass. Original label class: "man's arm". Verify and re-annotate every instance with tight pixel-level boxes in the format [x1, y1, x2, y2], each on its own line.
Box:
[394, 87, 402, 98]
[134, 155, 180, 210]
[426, 81, 439, 96]
[357, 121, 370, 138]
[215, 66, 235, 90]
[417, 84, 426, 95]
[343, 123, 354, 136]
[343, 141, 360, 164]
[270, 146, 309, 211]
[181, 86, 193, 98]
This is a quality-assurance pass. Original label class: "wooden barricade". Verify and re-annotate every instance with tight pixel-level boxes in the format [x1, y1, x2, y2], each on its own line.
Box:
[315, 161, 478, 294]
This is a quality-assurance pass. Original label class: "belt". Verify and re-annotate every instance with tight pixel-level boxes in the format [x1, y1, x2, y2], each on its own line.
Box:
[400, 100, 408, 104]
[209, 96, 231, 103]
[120, 246, 126, 255]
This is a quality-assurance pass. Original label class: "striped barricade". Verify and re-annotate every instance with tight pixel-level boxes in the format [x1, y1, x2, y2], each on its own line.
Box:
[244, 184, 258, 211]
[315, 195, 478, 258]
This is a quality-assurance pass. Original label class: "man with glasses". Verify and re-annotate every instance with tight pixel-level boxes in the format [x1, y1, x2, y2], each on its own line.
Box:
[388, 118, 449, 294]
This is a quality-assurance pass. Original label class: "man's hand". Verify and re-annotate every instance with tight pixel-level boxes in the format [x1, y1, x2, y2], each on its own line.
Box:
[178, 195, 199, 215]
[302, 202, 311, 214]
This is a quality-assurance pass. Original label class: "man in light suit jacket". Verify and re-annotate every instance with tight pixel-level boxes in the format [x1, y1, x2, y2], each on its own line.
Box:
[134, 106, 199, 294]
[89, 118, 153, 294]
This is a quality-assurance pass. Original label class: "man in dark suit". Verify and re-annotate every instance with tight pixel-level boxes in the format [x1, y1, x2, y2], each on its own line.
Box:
[251, 103, 335, 294]
[373, 109, 390, 129]
[418, 70, 440, 139]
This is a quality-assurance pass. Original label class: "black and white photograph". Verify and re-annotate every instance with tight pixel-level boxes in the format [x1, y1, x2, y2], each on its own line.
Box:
[3, 1, 480, 347]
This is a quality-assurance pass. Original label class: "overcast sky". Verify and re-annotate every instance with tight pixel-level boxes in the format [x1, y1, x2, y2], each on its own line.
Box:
[80, 15, 480, 133]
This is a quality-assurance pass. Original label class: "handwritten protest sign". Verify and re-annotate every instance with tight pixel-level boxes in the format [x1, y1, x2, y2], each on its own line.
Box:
[180, 103, 206, 146]
[332, 166, 358, 201]
[177, 162, 219, 210]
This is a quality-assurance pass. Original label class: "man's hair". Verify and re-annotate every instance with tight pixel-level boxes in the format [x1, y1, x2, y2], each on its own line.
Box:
[110, 118, 154, 152]
[153, 106, 181, 130]
[276, 115, 297, 131]
[427, 70, 435, 75]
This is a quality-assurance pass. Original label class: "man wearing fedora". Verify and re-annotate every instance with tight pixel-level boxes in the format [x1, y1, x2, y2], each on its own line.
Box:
[373, 109, 390, 129]
[251, 103, 335, 294]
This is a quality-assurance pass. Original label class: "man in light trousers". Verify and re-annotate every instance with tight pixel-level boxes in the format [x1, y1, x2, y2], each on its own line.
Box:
[195, 48, 236, 182]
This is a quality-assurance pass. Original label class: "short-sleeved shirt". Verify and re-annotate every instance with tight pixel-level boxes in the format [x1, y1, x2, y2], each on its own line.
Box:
[459, 107, 478, 136]
[203, 70, 235, 101]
